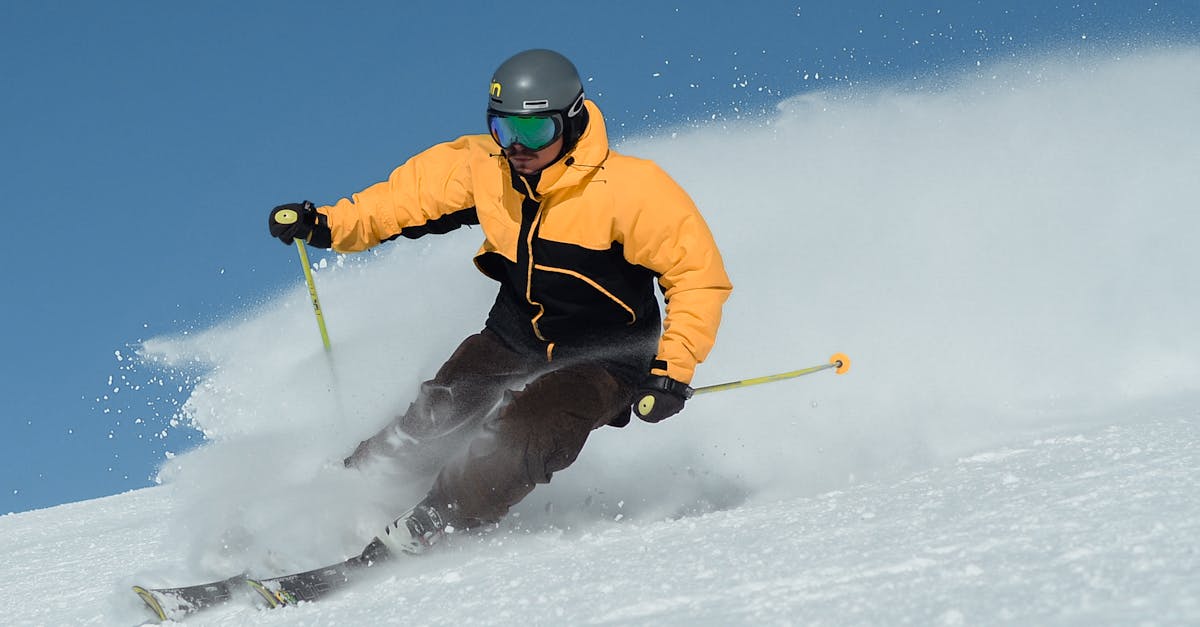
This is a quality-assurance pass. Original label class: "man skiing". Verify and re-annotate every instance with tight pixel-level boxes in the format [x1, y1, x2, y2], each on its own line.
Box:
[268, 49, 731, 559]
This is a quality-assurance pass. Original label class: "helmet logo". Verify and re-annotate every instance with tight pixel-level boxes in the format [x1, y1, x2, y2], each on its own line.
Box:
[566, 92, 585, 118]
[490, 81, 502, 100]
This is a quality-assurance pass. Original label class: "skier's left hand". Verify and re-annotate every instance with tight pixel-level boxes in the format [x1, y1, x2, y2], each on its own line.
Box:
[633, 374, 693, 423]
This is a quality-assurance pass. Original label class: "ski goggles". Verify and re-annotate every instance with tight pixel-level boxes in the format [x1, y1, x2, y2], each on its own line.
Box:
[487, 112, 563, 151]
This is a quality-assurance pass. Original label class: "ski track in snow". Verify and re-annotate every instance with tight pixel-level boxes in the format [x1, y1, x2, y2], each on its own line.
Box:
[3, 48, 1200, 625]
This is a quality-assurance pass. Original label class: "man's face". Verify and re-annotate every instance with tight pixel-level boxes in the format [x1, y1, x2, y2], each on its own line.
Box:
[505, 135, 564, 175]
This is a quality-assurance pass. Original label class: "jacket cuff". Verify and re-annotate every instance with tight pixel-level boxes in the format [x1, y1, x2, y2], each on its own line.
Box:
[307, 212, 333, 249]
[649, 358, 695, 386]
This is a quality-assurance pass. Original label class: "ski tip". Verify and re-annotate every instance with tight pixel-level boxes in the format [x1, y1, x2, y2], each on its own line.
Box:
[830, 352, 851, 374]
[131, 586, 168, 621]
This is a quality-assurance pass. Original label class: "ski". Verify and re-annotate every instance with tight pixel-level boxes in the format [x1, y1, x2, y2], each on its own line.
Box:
[133, 538, 389, 621]
[245, 553, 369, 608]
[131, 573, 247, 622]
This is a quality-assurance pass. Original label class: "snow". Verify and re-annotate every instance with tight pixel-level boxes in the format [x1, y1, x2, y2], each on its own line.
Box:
[3, 419, 1197, 624]
[2, 48, 1199, 625]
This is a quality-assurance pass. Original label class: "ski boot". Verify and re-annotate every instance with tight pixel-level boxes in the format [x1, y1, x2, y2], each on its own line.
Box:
[367, 501, 447, 559]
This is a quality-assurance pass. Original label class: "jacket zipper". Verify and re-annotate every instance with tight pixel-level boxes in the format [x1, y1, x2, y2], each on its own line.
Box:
[516, 173, 553, 358]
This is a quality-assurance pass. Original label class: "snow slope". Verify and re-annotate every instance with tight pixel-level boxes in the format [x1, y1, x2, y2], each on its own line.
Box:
[2, 48, 1199, 625]
[3, 418, 1197, 625]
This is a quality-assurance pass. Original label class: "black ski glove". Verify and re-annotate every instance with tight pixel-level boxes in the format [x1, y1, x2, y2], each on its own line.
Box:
[632, 374, 693, 423]
[268, 201, 332, 247]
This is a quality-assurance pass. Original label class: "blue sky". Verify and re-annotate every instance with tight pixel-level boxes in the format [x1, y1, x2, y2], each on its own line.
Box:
[1, 1, 1195, 514]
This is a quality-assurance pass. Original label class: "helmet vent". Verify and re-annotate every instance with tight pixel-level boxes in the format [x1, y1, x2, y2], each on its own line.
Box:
[522, 99, 551, 110]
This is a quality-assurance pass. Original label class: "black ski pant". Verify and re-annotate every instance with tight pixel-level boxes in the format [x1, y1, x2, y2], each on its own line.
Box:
[345, 329, 636, 527]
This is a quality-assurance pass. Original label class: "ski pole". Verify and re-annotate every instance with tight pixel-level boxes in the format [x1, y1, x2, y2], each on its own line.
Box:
[294, 239, 332, 351]
[293, 238, 353, 424]
[693, 353, 851, 396]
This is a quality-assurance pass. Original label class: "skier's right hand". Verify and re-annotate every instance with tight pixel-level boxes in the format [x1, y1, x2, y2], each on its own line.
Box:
[269, 201, 332, 247]
[632, 374, 693, 423]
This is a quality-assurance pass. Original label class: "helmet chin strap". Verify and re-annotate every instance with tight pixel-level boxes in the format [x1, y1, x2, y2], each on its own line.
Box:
[549, 143, 569, 167]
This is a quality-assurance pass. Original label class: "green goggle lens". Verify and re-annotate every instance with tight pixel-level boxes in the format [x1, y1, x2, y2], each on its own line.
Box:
[488, 114, 562, 150]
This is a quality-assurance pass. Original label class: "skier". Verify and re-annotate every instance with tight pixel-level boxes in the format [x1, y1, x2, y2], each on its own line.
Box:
[268, 49, 731, 559]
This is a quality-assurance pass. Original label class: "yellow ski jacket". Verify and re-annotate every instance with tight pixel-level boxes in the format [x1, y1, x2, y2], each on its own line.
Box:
[315, 101, 730, 385]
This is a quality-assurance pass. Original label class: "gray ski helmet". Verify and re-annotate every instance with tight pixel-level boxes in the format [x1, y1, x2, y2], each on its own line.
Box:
[488, 49, 587, 148]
